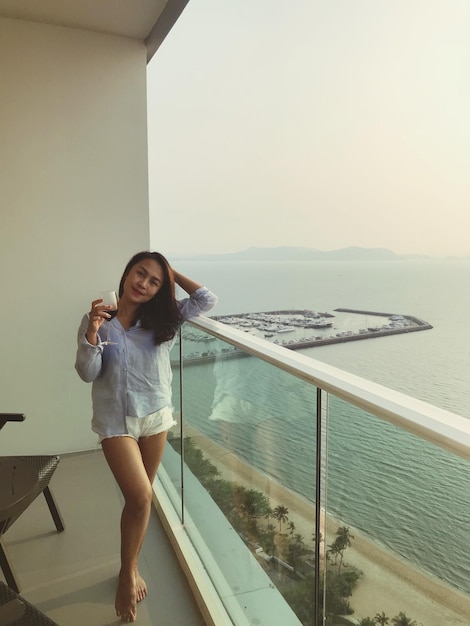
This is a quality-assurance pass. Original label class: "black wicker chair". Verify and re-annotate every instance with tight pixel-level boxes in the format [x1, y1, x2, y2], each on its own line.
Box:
[0, 581, 59, 625]
[0, 414, 65, 593]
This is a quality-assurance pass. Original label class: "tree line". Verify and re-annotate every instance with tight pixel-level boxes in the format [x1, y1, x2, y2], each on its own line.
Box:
[170, 436, 423, 626]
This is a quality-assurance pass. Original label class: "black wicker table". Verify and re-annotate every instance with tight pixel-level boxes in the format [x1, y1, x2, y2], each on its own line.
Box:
[0, 581, 59, 625]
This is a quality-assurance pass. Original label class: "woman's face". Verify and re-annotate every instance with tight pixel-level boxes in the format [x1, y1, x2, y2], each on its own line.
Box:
[122, 258, 165, 304]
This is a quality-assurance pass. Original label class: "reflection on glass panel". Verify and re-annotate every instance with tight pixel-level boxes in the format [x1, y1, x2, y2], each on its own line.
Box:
[168, 327, 319, 625]
[159, 330, 183, 514]
[324, 394, 470, 626]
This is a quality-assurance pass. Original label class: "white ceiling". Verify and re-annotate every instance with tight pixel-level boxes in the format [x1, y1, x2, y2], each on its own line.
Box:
[0, 0, 185, 60]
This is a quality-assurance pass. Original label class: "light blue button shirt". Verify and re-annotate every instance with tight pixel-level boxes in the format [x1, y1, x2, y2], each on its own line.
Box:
[75, 287, 217, 437]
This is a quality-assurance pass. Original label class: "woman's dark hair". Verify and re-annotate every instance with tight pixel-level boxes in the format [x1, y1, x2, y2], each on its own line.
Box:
[118, 251, 182, 344]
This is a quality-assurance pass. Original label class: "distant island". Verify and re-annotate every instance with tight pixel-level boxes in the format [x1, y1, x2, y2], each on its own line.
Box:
[169, 245, 467, 262]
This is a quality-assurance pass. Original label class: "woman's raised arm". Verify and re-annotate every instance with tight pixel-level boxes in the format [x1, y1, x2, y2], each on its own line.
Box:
[172, 270, 203, 295]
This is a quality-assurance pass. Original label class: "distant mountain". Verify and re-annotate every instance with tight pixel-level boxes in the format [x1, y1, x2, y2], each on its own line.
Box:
[171, 245, 401, 262]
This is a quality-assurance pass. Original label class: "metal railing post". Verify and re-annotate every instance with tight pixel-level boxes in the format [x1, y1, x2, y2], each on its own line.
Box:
[314, 387, 323, 626]
[178, 327, 185, 525]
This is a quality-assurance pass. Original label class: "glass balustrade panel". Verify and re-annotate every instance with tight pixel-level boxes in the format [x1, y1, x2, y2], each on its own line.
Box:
[323, 393, 470, 626]
[158, 331, 184, 512]
[165, 327, 320, 625]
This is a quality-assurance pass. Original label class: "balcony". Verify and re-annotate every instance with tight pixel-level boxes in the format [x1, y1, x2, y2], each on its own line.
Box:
[2, 316, 470, 625]
[1, 450, 205, 625]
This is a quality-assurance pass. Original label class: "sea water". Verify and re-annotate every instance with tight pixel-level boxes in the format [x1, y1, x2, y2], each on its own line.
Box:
[171, 258, 470, 593]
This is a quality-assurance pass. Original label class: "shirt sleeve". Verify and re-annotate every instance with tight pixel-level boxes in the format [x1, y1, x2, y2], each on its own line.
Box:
[75, 314, 104, 382]
[177, 286, 218, 322]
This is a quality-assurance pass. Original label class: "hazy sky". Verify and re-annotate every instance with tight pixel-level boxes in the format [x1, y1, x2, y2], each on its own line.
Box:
[147, 0, 470, 257]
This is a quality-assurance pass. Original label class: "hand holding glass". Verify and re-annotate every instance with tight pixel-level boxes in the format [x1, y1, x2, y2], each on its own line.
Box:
[100, 291, 118, 345]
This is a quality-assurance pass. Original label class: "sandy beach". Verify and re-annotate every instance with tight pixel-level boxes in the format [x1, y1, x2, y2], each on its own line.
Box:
[184, 423, 470, 626]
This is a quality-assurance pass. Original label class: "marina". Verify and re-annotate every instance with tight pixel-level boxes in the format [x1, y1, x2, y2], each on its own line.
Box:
[176, 309, 433, 365]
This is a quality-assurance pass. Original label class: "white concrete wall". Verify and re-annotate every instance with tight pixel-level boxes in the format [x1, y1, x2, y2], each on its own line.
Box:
[0, 17, 151, 454]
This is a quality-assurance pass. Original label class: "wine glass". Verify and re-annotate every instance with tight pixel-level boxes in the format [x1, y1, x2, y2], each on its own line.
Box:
[100, 291, 118, 345]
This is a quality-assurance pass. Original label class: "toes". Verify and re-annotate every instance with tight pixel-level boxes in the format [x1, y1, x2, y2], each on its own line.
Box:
[118, 609, 136, 623]
[135, 572, 147, 603]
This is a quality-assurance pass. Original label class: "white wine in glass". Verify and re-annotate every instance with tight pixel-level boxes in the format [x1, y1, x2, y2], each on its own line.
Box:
[100, 291, 118, 345]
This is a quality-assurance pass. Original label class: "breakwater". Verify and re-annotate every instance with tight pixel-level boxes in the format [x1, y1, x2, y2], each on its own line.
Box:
[335, 308, 432, 327]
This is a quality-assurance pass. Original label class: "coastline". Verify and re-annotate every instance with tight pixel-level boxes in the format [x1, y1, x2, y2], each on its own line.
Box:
[183, 423, 470, 625]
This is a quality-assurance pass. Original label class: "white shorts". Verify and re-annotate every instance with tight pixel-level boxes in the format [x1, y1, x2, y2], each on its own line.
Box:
[98, 406, 177, 444]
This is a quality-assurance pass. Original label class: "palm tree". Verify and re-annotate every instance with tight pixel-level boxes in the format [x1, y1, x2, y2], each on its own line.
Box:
[332, 526, 354, 574]
[272, 504, 289, 532]
[335, 526, 354, 550]
[288, 521, 296, 537]
[326, 540, 341, 566]
[391, 612, 417, 626]
[375, 612, 390, 625]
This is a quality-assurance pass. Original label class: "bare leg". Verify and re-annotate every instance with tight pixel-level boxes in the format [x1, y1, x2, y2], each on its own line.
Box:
[101, 437, 153, 623]
[139, 430, 168, 482]
[132, 431, 168, 602]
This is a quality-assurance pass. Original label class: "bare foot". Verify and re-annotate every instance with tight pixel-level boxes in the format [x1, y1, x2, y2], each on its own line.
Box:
[116, 571, 137, 623]
[135, 570, 147, 603]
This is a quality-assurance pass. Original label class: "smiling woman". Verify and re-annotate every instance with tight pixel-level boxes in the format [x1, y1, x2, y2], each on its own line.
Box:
[118, 252, 180, 344]
[74, 250, 218, 623]
[127, 261, 164, 298]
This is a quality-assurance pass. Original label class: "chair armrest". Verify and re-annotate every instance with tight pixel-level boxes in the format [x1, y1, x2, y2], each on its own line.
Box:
[0, 415, 25, 431]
